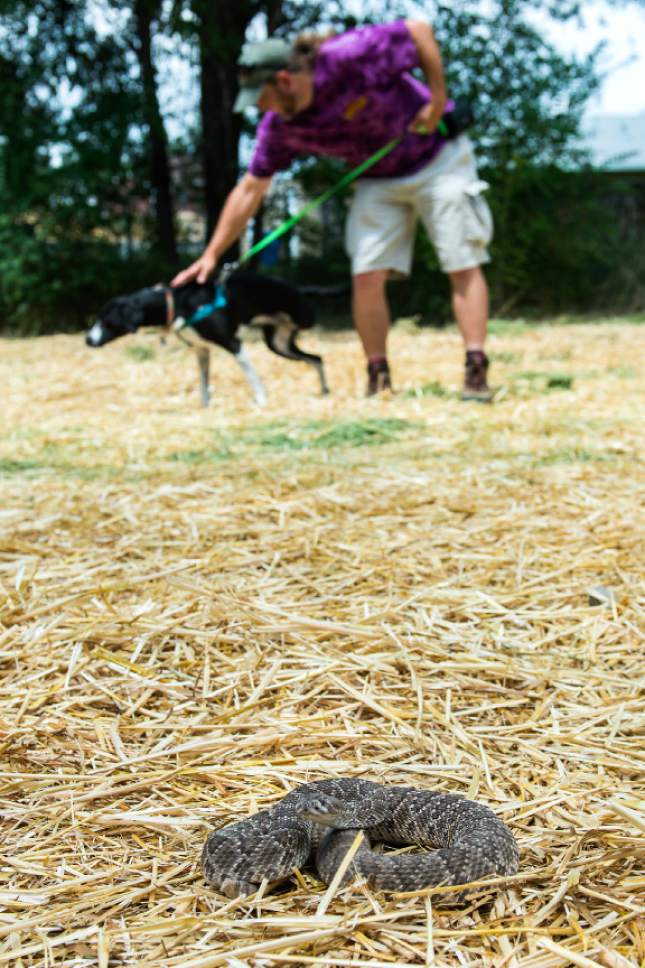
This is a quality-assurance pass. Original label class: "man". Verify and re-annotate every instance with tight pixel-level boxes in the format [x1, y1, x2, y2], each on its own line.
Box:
[172, 20, 494, 399]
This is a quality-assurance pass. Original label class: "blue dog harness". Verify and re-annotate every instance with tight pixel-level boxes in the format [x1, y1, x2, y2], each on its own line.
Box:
[180, 285, 228, 330]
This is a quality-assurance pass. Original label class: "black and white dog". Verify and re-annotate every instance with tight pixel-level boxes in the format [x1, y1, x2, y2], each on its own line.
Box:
[86, 271, 329, 407]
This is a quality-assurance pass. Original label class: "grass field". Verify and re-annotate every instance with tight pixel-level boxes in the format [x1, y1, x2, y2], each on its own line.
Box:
[1, 317, 644, 967]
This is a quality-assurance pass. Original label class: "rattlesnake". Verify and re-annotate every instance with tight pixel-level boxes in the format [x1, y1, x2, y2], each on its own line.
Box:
[202, 778, 519, 898]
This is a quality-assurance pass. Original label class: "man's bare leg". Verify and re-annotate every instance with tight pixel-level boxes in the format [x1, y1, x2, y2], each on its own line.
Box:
[448, 265, 488, 350]
[352, 269, 391, 357]
[449, 265, 492, 400]
[352, 269, 393, 394]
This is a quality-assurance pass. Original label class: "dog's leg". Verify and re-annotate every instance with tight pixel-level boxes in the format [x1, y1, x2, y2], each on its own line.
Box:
[314, 360, 330, 396]
[234, 345, 267, 406]
[259, 313, 329, 396]
[196, 348, 210, 407]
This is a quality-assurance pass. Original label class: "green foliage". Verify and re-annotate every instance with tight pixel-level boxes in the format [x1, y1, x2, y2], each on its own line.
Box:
[0, 0, 643, 334]
[0, 216, 176, 333]
[124, 344, 157, 361]
[0, 2, 145, 227]
[0, 0, 160, 332]
[485, 165, 644, 313]
[433, 0, 599, 171]
[245, 417, 417, 449]
[512, 370, 575, 390]
[401, 381, 451, 399]
[166, 417, 419, 464]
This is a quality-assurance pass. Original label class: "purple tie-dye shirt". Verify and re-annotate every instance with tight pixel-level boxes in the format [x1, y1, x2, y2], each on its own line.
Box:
[248, 21, 448, 180]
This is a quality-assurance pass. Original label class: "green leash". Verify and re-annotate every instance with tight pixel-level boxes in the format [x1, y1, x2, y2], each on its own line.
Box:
[242, 137, 399, 263]
[241, 120, 448, 264]
[181, 121, 448, 329]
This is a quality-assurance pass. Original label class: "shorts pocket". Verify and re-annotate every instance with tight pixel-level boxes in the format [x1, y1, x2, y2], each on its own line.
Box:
[463, 179, 493, 246]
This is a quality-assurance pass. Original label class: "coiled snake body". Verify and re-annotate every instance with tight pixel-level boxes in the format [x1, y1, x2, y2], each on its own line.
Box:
[202, 778, 519, 898]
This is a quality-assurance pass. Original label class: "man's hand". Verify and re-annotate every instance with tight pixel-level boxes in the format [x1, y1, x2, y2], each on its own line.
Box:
[171, 250, 217, 288]
[171, 174, 271, 288]
[405, 21, 447, 135]
[409, 99, 446, 135]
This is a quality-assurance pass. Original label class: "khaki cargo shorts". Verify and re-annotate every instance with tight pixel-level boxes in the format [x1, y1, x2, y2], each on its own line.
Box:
[345, 135, 493, 276]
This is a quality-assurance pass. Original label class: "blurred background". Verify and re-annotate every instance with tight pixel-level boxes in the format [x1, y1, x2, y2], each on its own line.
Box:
[1, 0, 643, 334]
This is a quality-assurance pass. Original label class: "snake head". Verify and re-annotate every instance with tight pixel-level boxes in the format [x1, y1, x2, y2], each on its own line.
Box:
[296, 793, 352, 827]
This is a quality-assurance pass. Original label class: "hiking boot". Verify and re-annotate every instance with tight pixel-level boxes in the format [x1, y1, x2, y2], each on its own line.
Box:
[366, 357, 392, 396]
[462, 349, 493, 401]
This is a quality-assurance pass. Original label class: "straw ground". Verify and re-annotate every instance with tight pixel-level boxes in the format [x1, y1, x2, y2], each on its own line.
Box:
[1, 316, 643, 967]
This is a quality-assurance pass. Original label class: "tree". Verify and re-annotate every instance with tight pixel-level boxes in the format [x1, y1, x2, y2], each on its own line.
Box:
[169, 1, 354, 256]
[131, 0, 178, 262]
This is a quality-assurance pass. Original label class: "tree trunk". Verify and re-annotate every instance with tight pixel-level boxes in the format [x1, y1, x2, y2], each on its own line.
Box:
[195, 2, 246, 255]
[133, 0, 178, 264]
[193, 1, 289, 257]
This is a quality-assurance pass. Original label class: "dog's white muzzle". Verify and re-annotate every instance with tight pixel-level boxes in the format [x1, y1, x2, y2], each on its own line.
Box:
[86, 322, 106, 346]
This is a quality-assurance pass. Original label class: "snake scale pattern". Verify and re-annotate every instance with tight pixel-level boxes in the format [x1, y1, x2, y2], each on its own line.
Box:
[202, 778, 519, 898]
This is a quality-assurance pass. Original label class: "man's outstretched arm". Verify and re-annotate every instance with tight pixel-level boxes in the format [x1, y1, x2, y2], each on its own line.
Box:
[172, 172, 272, 286]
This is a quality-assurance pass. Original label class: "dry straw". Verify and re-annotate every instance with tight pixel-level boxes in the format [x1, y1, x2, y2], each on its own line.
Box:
[0, 318, 643, 966]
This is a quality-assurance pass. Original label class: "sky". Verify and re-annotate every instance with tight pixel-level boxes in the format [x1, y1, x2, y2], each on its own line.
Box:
[528, 0, 645, 117]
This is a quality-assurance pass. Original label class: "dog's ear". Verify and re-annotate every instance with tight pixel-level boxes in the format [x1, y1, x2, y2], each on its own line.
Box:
[127, 289, 161, 329]
[117, 298, 144, 333]
[97, 298, 140, 335]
